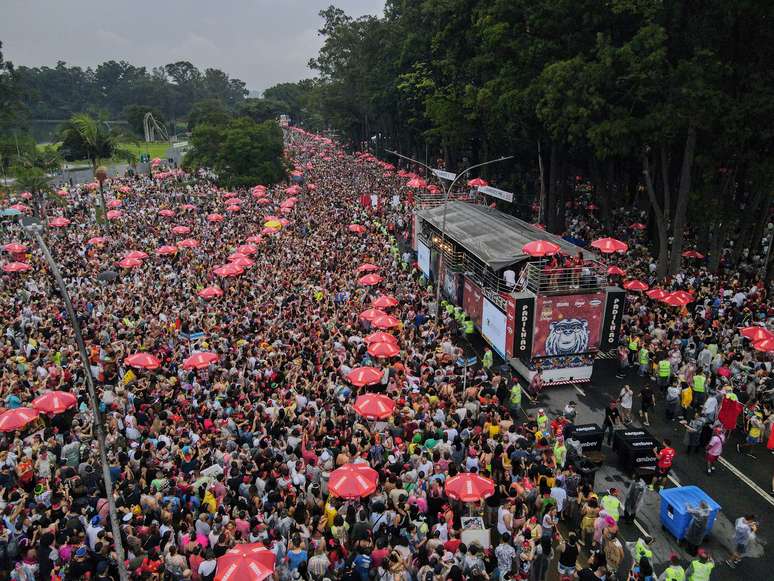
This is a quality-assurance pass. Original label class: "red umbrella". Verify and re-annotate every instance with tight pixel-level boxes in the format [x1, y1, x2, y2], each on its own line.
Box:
[10, 203, 31, 213]
[172, 225, 191, 235]
[646, 288, 668, 300]
[124, 352, 161, 370]
[445, 473, 495, 503]
[246, 236, 263, 244]
[32, 391, 77, 415]
[358, 274, 383, 286]
[107, 199, 123, 208]
[213, 263, 244, 277]
[328, 464, 379, 498]
[181, 204, 197, 211]
[48, 217, 71, 228]
[349, 224, 367, 234]
[368, 341, 400, 358]
[623, 279, 648, 291]
[230, 256, 255, 268]
[20, 191, 32, 199]
[177, 238, 199, 248]
[198, 286, 224, 299]
[359, 308, 388, 322]
[182, 351, 219, 370]
[606, 266, 625, 276]
[753, 338, 774, 353]
[406, 177, 428, 189]
[261, 227, 278, 235]
[3, 243, 27, 253]
[159, 209, 176, 217]
[226, 205, 241, 213]
[354, 393, 395, 419]
[207, 213, 224, 223]
[682, 250, 705, 259]
[661, 292, 693, 307]
[467, 177, 488, 188]
[591, 237, 628, 254]
[371, 295, 398, 309]
[255, 197, 271, 205]
[671, 290, 695, 302]
[356, 263, 379, 273]
[717, 366, 731, 378]
[740, 327, 774, 342]
[215, 543, 275, 581]
[630, 222, 647, 230]
[0, 407, 39, 432]
[371, 314, 401, 330]
[116, 258, 142, 269]
[155, 245, 178, 256]
[87, 237, 108, 245]
[236, 244, 257, 256]
[347, 366, 384, 387]
[223, 191, 238, 199]
[521, 240, 560, 257]
[124, 250, 149, 260]
[365, 331, 398, 345]
[2, 262, 32, 273]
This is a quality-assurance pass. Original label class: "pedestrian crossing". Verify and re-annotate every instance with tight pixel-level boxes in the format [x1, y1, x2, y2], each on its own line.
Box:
[596, 349, 618, 360]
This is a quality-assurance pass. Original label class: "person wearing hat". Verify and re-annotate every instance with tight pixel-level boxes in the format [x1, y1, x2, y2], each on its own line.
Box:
[661, 553, 686, 581]
[601, 399, 621, 446]
[686, 548, 714, 581]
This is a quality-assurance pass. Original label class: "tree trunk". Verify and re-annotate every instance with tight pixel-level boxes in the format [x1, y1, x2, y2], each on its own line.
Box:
[643, 153, 669, 279]
[659, 144, 671, 225]
[547, 142, 558, 231]
[668, 125, 697, 276]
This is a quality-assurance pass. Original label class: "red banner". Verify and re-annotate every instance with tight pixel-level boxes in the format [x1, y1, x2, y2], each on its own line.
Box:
[532, 292, 605, 357]
[462, 277, 484, 329]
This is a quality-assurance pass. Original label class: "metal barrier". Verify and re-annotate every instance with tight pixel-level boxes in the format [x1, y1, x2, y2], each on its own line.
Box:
[523, 260, 607, 294]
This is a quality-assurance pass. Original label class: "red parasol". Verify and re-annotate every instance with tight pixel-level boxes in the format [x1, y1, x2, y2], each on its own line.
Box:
[177, 238, 199, 248]
[661, 292, 693, 307]
[172, 225, 191, 235]
[182, 351, 219, 369]
[116, 258, 142, 269]
[521, 240, 560, 257]
[226, 205, 241, 213]
[590, 237, 628, 254]
[354, 393, 395, 419]
[159, 209, 176, 217]
[356, 263, 379, 273]
[87, 237, 108, 245]
[32, 391, 77, 415]
[623, 279, 648, 291]
[371, 295, 398, 309]
[20, 191, 32, 199]
[328, 464, 379, 498]
[3, 243, 28, 253]
[236, 244, 257, 256]
[406, 177, 428, 189]
[445, 473, 496, 502]
[752, 338, 774, 353]
[107, 199, 122, 208]
[740, 327, 774, 342]
[367, 341, 400, 358]
[229, 256, 255, 268]
[371, 314, 401, 329]
[365, 331, 398, 345]
[606, 266, 625, 276]
[0, 407, 39, 432]
[261, 227, 278, 235]
[207, 213, 224, 223]
[213, 263, 244, 277]
[646, 288, 668, 300]
[347, 366, 384, 387]
[124, 250, 149, 260]
[630, 222, 647, 230]
[181, 204, 197, 211]
[245, 236, 263, 244]
[467, 177, 488, 188]
[358, 274, 383, 286]
[359, 308, 388, 322]
[124, 352, 161, 370]
[587, 203, 599, 210]
[155, 245, 178, 256]
[215, 543, 275, 581]
[348, 224, 367, 234]
[198, 286, 224, 299]
[682, 250, 705, 259]
[255, 198, 271, 205]
[2, 262, 31, 273]
[10, 203, 31, 213]
[48, 217, 71, 228]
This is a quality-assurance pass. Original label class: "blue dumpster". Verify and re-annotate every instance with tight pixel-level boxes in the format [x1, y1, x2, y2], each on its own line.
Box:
[659, 486, 721, 541]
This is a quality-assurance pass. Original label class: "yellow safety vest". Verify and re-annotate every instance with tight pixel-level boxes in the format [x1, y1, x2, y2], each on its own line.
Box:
[510, 384, 522, 406]
[688, 560, 714, 581]
[464, 320, 474, 334]
[665, 565, 685, 581]
[659, 360, 671, 377]
[693, 375, 706, 393]
[601, 494, 621, 522]
[639, 349, 649, 365]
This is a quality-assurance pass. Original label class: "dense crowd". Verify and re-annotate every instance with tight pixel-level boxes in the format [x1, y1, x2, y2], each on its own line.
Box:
[0, 128, 771, 581]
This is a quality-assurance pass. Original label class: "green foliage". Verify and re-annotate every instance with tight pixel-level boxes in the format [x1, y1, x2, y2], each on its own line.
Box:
[59, 113, 136, 167]
[123, 105, 167, 137]
[237, 98, 286, 124]
[188, 99, 231, 131]
[185, 118, 286, 188]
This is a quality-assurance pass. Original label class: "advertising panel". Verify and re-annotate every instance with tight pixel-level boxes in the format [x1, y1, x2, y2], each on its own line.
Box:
[462, 277, 485, 329]
[511, 292, 536, 360]
[417, 240, 431, 277]
[531, 292, 606, 357]
[599, 287, 626, 350]
[482, 299, 508, 358]
[443, 268, 461, 306]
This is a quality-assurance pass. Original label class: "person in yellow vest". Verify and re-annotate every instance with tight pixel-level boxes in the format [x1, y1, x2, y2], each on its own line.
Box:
[658, 356, 672, 391]
[686, 548, 714, 581]
[600, 488, 621, 523]
[628, 334, 640, 365]
[662, 553, 686, 581]
[638, 345, 650, 377]
[509, 382, 523, 418]
[482, 347, 493, 373]
[536, 408, 549, 434]
[553, 437, 567, 469]
[464, 317, 474, 335]
[692, 370, 707, 407]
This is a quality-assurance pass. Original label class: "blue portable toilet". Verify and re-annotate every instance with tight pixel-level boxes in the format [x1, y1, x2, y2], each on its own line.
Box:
[659, 486, 721, 541]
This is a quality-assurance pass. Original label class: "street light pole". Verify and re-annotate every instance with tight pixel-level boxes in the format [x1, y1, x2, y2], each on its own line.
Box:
[19, 217, 129, 581]
[386, 149, 513, 312]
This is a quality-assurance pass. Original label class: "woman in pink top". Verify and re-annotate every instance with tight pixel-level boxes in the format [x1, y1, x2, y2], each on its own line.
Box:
[706, 426, 725, 474]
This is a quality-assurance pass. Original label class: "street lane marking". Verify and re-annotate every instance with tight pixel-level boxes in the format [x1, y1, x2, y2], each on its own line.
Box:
[667, 474, 681, 487]
[718, 457, 774, 508]
[573, 384, 586, 397]
[634, 519, 650, 539]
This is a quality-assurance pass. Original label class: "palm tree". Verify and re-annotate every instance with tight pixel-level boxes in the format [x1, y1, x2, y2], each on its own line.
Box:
[12, 166, 61, 219]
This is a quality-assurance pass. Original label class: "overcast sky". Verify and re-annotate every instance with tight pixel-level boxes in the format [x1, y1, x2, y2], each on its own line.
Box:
[0, 0, 385, 92]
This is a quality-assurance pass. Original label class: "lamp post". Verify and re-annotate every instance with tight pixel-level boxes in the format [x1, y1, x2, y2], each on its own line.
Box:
[19, 216, 129, 581]
[95, 165, 109, 229]
[385, 150, 513, 311]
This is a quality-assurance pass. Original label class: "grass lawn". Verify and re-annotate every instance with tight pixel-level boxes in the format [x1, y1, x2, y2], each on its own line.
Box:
[39, 141, 172, 165]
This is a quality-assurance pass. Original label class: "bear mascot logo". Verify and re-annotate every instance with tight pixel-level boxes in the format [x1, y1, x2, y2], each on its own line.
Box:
[545, 318, 589, 356]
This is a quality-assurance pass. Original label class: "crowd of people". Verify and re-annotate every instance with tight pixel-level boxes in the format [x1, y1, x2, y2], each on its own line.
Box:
[0, 127, 771, 581]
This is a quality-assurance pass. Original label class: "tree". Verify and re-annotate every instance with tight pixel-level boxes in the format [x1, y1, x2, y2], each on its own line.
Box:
[187, 99, 231, 131]
[237, 98, 286, 124]
[59, 113, 136, 170]
[0, 41, 26, 134]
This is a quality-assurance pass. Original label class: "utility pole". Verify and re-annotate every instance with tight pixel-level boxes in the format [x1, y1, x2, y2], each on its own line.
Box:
[20, 217, 129, 581]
